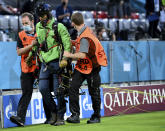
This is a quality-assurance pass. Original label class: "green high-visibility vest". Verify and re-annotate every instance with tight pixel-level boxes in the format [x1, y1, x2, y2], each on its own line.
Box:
[36, 18, 71, 63]
[162, 0, 165, 6]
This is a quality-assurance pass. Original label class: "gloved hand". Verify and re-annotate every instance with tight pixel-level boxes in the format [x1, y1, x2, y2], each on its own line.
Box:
[32, 39, 38, 46]
[59, 59, 67, 68]
[25, 56, 33, 67]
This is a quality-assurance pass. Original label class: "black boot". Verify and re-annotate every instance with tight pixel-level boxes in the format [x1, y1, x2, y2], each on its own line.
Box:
[49, 112, 57, 125]
[87, 114, 100, 124]
[66, 115, 80, 123]
[54, 119, 65, 126]
[10, 116, 24, 127]
[53, 114, 65, 126]
[44, 118, 51, 124]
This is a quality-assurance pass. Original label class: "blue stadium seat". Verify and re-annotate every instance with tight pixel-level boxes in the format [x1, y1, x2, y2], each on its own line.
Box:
[8, 16, 19, 31]
[130, 19, 140, 31]
[139, 13, 146, 19]
[109, 18, 117, 32]
[84, 18, 94, 28]
[81, 11, 87, 19]
[119, 19, 124, 31]
[0, 15, 9, 30]
[98, 18, 108, 29]
[85, 11, 93, 19]
[123, 19, 131, 30]
[139, 19, 149, 32]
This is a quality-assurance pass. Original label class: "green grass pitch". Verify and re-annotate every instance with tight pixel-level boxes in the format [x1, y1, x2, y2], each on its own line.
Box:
[1, 111, 165, 131]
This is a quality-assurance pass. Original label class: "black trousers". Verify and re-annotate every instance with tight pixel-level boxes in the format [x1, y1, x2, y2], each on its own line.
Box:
[17, 72, 35, 123]
[69, 67, 101, 118]
[148, 20, 160, 38]
[43, 99, 51, 120]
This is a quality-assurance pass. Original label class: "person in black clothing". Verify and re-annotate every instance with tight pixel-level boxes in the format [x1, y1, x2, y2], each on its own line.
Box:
[64, 12, 108, 124]
[56, 0, 77, 40]
[123, 0, 131, 18]
[107, 0, 124, 18]
[9, 11, 57, 126]
[96, 26, 116, 41]
[21, 0, 39, 25]
[56, 0, 73, 29]
[21, 0, 36, 14]
[145, 0, 161, 38]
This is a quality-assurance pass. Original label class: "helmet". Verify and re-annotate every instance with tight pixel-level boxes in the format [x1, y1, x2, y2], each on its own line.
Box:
[36, 3, 51, 17]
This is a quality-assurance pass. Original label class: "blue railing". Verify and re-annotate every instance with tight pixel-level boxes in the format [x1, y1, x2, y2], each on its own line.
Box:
[0, 41, 165, 89]
[100, 41, 165, 83]
[0, 42, 21, 89]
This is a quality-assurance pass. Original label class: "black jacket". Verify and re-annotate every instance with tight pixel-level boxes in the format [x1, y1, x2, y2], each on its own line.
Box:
[145, 0, 160, 16]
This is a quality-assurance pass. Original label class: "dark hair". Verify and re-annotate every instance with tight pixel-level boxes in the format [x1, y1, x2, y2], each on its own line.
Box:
[96, 27, 104, 36]
[71, 12, 84, 26]
[21, 12, 34, 21]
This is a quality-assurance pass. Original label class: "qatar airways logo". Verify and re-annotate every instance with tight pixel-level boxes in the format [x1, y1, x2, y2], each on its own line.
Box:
[104, 88, 165, 111]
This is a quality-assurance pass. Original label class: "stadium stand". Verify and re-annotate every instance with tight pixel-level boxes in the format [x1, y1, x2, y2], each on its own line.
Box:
[0, 0, 154, 41]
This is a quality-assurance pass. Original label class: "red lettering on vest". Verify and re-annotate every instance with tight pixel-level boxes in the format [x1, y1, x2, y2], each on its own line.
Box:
[74, 27, 107, 74]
